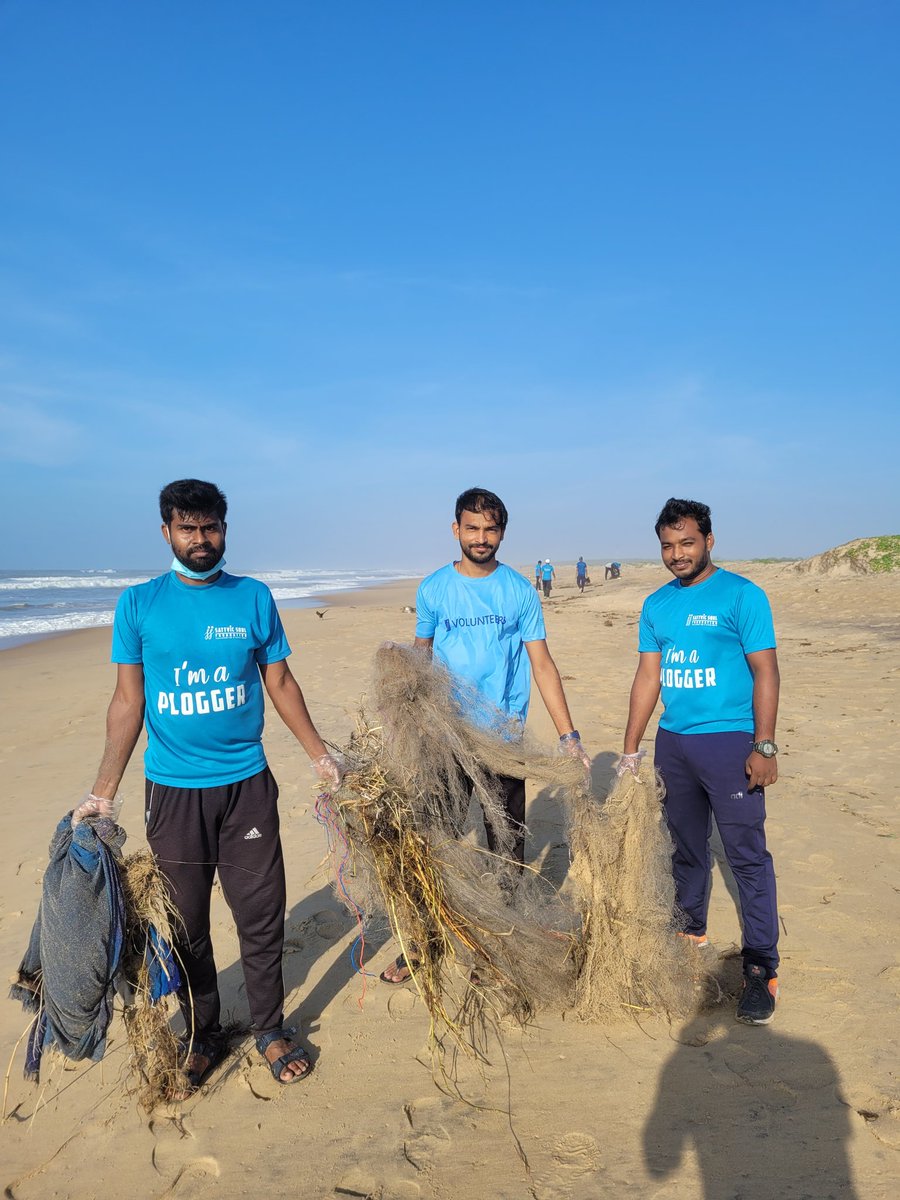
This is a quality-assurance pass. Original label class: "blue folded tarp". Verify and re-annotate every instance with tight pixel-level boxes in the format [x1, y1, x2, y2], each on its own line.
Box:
[10, 811, 184, 1082]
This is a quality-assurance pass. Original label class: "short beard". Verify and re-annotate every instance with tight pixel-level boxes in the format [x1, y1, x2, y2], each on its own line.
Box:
[671, 552, 710, 584]
[174, 544, 225, 573]
[460, 543, 497, 566]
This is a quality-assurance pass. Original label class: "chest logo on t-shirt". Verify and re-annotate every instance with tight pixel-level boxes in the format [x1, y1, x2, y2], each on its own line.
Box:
[204, 623, 249, 640]
[685, 613, 718, 627]
[443, 614, 507, 631]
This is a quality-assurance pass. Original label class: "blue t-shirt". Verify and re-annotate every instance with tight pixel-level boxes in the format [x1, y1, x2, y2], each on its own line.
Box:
[541, 562, 554, 580]
[638, 568, 776, 735]
[416, 562, 546, 726]
[576, 561, 587, 577]
[111, 571, 291, 787]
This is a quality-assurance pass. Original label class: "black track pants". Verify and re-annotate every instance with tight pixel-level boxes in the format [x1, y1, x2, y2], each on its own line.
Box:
[144, 767, 287, 1040]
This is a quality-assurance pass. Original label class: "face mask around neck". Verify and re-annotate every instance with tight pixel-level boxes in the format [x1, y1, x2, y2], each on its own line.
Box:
[170, 556, 226, 580]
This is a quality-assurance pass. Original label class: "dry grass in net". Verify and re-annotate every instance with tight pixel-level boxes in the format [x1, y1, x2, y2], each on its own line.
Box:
[567, 765, 695, 1022]
[325, 643, 695, 1054]
[118, 850, 190, 1109]
[325, 644, 585, 1045]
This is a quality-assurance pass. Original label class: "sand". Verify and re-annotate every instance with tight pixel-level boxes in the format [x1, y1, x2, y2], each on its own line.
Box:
[1, 564, 897, 1199]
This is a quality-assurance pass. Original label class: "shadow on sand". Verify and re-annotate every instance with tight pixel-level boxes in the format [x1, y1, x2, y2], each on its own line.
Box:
[644, 960, 859, 1200]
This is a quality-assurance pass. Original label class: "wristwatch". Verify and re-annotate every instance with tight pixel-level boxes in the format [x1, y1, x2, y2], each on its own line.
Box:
[752, 739, 778, 758]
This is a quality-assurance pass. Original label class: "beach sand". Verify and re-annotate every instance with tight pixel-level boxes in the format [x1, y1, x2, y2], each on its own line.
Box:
[1, 565, 897, 1199]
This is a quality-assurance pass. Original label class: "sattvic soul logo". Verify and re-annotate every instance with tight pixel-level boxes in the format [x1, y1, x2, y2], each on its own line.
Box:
[204, 624, 249, 640]
[685, 613, 718, 627]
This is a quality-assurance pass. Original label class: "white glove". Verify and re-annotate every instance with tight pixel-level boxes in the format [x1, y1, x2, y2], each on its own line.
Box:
[559, 732, 591, 771]
[311, 753, 345, 789]
[71, 792, 123, 828]
[615, 750, 646, 778]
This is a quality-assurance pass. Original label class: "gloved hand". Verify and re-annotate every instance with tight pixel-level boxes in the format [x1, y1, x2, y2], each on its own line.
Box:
[615, 750, 646, 778]
[71, 792, 123, 827]
[311, 753, 345, 790]
[559, 732, 591, 771]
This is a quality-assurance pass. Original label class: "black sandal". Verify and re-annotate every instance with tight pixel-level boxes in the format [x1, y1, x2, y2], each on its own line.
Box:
[170, 1031, 227, 1100]
[379, 953, 420, 985]
[255, 1028, 311, 1084]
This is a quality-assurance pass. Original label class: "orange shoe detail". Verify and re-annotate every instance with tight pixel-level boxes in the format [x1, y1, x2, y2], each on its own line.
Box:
[677, 932, 709, 948]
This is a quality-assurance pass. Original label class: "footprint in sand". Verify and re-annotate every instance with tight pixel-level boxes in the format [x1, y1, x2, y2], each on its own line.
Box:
[531, 1132, 603, 1199]
[402, 1124, 451, 1172]
[400, 1096, 481, 1174]
[333, 1166, 421, 1198]
[295, 908, 350, 941]
[315, 909, 352, 940]
[386, 988, 418, 1020]
[155, 1157, 220, 1200]
[149, 1113, 197, 1175]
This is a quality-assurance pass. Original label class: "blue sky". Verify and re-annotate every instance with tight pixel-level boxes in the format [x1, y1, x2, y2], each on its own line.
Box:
[2, 1, 897, 570]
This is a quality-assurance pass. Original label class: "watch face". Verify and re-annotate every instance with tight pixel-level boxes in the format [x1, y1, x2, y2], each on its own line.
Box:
[756, 740, 777, 758]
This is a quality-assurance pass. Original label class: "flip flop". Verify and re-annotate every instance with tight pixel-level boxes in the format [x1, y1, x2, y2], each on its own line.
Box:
[379, 953, 420, 985]
[255, 1028, 311, 1084]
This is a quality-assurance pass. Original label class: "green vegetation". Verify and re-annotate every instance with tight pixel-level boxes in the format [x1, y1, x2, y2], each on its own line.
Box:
[795, 534, 900, 575]
[847, 535, 900, 573]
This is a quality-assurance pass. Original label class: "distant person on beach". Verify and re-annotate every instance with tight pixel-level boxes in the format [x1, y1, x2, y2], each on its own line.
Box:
[88, 478, 342, 1096]
[604, 561, 621, 579]
[381, 487, 589, 983]
[576, 557, 589, 592]
[534, 559, 542, 590]
[540, 558, 556, 597]
[618, 497, 781, 1025]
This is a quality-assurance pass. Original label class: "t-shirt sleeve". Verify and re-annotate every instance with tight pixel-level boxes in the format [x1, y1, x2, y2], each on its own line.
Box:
[111, 589, 143, 664]
[255, 588, 292, 664]
[519, 581, 547, 642]
[415, 578, 437, 639]
[735, 583, 776, 653]
[638, 598, 662, 653]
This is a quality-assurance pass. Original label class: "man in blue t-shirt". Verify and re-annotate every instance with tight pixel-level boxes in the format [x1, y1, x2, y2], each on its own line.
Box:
[89, 479, 341, 1095]
[618, 498, 781, 1025]
[540, 558, 556, 597]
[381, 487, 589, 984]
[576, 557, 588, 592]
[534, 560, 542, 590]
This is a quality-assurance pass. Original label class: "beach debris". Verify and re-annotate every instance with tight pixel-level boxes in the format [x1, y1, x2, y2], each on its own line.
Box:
[10, 814, 127, 1081]
[316, 609, 328, 618]
[9, 816, 187, 1111]
[118, 850, 188, 1109]
[567, 765, 694, 1022]
[320, 644, 694, 1051]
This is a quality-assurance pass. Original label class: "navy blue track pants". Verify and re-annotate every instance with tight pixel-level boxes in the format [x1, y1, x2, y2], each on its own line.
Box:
[655, 728, 779, 974]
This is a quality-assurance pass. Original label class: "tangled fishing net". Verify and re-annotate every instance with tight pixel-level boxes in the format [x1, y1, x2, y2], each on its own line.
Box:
[319, 643, 694, 1047]
[118, 850, 189, 1109]
[566, 766, 695, 1020]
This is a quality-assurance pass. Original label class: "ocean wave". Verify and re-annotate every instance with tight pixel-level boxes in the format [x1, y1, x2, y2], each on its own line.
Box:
[0, 575, 152, 591]
[0, 610, 117, 640]
[267, 579, 387, 601]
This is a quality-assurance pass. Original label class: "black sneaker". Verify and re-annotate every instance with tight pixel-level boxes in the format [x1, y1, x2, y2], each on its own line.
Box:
[736, 963, 778, 1025]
